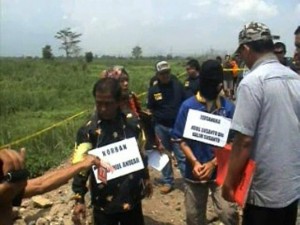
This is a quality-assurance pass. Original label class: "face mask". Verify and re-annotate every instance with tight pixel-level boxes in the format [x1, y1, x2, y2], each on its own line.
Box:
[199, 80, 220, 101]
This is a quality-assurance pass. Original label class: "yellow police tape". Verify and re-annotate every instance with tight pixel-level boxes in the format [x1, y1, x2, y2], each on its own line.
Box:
[1, 67, 246, 149]
[0, 110, 88, 149]
[223, 68, 246, 71]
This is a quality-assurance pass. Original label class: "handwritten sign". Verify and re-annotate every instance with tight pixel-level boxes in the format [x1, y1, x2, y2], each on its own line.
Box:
[183, 109, 231, 147]
[88, 137, 144, 183]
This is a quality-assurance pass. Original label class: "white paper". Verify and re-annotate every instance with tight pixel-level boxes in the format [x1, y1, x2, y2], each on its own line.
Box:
[183, 109, 231, 147]
[88, 137, 144, 183]
[146, 150, 169, 171]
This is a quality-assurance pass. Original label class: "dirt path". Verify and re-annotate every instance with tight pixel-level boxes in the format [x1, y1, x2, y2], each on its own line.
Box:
[14, 164, 223, 225]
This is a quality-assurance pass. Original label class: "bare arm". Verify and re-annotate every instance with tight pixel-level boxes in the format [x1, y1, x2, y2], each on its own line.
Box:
[180, 141, 198, 166]
[180, 141, 217, 180]
[23, 155, 101, 198]
[222, 132, 252, 202]
[180, 141, 203, 178]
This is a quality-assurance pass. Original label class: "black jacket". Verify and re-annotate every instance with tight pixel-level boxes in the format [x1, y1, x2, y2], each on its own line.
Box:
[72, 112, 149, 214]
[183, 75, 201, 99]
[147, 78, 185, 127]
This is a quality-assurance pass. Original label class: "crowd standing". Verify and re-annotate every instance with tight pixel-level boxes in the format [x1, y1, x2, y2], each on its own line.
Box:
[0, 22, 299, 225]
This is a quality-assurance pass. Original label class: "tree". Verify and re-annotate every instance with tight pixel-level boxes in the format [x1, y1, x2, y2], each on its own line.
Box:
[42, 45, 53, 59]
[55, 28, 82, 58]
[131, 46, 142, 59]
[85, 52, 93, 63]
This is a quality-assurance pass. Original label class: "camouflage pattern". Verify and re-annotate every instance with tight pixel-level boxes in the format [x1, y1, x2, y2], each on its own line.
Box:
[238, 22, 272, 45]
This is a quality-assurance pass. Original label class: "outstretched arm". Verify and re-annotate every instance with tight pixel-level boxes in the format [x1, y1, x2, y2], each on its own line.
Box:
[23, 155, 104, 198]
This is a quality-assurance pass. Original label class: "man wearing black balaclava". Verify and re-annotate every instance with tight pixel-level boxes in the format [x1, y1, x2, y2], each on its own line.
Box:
[172, 59, 239, 225]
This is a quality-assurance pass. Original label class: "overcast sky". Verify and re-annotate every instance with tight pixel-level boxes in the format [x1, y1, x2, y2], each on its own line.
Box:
[1, 0, 299, 57]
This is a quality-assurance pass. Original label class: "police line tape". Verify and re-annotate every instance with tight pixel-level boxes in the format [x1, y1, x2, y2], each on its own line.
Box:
[1, 67, 246, 149]
[223, 68, 246, 71]
[0, 110, 88, 149]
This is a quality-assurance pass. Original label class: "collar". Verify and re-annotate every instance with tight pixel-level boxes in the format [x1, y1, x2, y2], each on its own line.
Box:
[251, 53, 278, 71]
[158, 79, 173, 87]
[195, 92, 222, 109]
[188, 74, 200, 80]
[93, 109, 125, 125]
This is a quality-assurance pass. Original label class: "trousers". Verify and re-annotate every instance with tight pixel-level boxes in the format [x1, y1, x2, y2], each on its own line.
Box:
[185, 181, 238, 225]
[93, 202, 144, 225]
[242, 200, 298, 225]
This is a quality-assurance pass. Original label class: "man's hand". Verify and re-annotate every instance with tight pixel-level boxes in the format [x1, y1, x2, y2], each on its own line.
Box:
[72, 203, 86, 225]
[81, 155, 114, 173]
[156, 142, 165, 154]
[0, 148, 27, 205]
[198, 160, 216, 181]
[192, 160, 203, 179]
[0, 148, 25, 176]
[192, 159, 216, 181]
[143, 179, 153, 198]
[154, 135, 166, 154]
[222, 183, 235, 202]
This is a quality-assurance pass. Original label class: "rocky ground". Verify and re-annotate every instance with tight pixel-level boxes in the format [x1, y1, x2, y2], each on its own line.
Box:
[13, 162, 229, 225]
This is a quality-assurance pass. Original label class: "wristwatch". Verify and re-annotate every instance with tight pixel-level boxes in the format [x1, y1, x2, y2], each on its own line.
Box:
[1, 169, 30, 183]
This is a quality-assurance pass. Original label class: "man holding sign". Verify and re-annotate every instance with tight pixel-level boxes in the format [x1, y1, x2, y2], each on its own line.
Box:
[71, 78, 152, 225]
[172, 60, 238, 225]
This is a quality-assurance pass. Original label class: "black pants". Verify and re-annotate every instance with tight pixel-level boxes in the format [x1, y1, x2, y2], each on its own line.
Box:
[242, 200, 298, 225]
[93, 202, 145, 225]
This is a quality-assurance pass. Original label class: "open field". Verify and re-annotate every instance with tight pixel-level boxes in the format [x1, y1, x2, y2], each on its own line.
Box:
[0, 58, 187, 175]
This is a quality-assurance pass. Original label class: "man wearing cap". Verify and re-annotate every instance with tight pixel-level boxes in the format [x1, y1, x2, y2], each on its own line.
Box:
[172, 59, 238, 225]
[147, 61, 186, 194]
[222, 22, 300, 225]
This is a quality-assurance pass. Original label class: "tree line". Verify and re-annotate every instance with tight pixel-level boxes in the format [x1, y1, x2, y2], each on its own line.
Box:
[42, 27, 144, 62]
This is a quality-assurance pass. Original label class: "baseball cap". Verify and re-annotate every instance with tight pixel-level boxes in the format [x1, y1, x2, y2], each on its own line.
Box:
[200, 60, 223, 82]
[236, 22, 272, 51]
[156, 61, 171, 73]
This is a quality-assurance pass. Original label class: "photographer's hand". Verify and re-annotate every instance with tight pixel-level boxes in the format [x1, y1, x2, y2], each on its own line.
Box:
[0, 148, 27, 200]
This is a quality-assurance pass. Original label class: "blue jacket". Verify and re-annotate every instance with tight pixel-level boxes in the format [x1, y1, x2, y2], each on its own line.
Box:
[172, 92, 235, 181]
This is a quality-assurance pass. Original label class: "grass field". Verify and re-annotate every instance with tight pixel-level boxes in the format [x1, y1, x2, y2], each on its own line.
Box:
[0, 58, 188, 176]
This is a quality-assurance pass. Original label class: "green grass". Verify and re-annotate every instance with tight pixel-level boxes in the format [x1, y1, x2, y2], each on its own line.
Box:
[0, 58, 187, 176]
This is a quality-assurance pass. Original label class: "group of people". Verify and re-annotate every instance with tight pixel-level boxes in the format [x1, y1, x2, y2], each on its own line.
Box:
[0, 22, 299, 225]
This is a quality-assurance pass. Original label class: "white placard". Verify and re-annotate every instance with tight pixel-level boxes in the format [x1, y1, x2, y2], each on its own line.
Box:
[88, 137, 144, 183]
[146, 150, 169, 171]
[183, 109, 231, 147]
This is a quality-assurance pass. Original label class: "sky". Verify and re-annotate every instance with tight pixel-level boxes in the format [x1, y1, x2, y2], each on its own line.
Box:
[1, 0, 299, 57]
